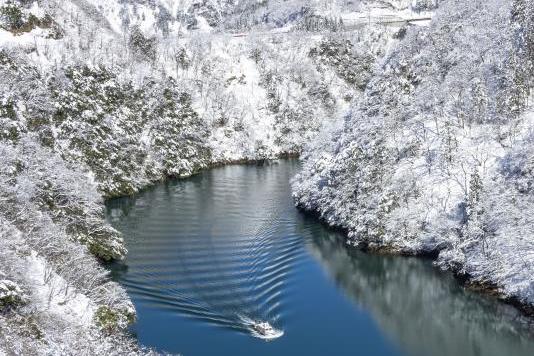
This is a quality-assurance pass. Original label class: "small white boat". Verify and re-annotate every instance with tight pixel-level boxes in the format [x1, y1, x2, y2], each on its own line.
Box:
[252, 322, 275, 335]
[250, 321, 284, 340]
[238, 315, 284, 340]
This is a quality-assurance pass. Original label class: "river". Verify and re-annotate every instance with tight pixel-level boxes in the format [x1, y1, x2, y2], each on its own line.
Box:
[106, 159, 534, 355]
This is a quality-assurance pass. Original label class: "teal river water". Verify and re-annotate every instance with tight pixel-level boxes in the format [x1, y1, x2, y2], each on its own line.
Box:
[106, 159, 534, 356]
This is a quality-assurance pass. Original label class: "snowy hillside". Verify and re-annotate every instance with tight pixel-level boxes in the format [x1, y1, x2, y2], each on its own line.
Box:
[4, 0, 531, 353]
[293, 0, 534, 310]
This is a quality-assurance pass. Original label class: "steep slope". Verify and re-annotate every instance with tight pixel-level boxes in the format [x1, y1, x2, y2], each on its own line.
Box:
[293, 0, 534, 310]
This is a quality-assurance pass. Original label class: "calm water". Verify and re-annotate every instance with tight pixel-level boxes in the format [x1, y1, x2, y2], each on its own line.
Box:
[106, 159, 534, 356]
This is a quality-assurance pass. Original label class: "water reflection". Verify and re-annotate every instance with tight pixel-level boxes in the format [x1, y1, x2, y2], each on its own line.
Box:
[303, 218, 534, 356]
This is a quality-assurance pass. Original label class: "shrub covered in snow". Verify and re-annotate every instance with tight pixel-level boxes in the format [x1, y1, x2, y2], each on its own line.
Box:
[0, 0, 61, 37]
[309, 38, 376, 90]
[94, 304, 135, 333]
[0, 279, 25, 309]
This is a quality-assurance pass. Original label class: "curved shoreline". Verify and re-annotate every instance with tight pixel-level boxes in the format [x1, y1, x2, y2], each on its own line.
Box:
[103, 152, 300, 200]
[103, 156, 534, 336]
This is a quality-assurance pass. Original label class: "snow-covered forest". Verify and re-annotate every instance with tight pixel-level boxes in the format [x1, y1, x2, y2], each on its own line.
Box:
[294, 0, 534, 311]
[0, 0, 532, 353]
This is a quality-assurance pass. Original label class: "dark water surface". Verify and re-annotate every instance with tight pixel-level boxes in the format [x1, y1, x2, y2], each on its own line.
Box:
[106, 159, 534, 356]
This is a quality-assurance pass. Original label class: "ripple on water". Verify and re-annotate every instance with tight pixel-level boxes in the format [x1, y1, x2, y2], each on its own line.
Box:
[107, 161, 534, 356]
[107, 162, 304, 337]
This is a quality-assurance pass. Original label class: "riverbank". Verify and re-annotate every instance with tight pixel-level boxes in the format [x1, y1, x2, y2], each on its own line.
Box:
[295, 204, 534, 320]
[292, 0, 534, 320]
[113, 152, 534, 321]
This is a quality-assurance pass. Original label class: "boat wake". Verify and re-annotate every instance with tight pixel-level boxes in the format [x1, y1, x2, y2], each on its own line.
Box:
[108, 168, 305, 340]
